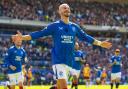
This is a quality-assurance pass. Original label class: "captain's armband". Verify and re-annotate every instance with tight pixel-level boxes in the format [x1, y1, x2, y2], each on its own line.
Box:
[93, 39, 102, 46]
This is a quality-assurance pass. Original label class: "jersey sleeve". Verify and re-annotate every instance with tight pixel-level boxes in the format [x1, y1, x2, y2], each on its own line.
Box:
[75, 25, 94, 44]
[22, 49, 27, 64]
[30, 24, 54, 39]
[4, 49, 12, 67]
[110, 56, 113, 64]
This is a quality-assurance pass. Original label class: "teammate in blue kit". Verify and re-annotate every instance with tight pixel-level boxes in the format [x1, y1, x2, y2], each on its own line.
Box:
[95, 66, 102, 85]
[110, 49, 122, 89]
[12, 3, 112, 89]
[0, 63, 11, 89]
[4, 36, 27, 89]
[70, 42, 86, 89]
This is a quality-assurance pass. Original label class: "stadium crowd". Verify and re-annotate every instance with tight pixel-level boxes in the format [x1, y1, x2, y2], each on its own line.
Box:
[0, 0, 128, 26]
[0, 32, 128, 84]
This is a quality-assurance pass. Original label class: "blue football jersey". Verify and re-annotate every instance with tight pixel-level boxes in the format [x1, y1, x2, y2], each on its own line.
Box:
[4, 45, 26, 74]
[110, 55, 122, 73]
[72, 50, 85, 70]
[30, 20, 95, 66]
[96, 69, 102, 78]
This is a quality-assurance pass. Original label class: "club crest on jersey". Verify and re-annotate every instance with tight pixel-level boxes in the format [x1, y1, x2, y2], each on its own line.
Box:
[72, 27, 75, 31]
[14, 51, 17, 53]
[15, 56, 22, 61]
[20, 51, 23, 55]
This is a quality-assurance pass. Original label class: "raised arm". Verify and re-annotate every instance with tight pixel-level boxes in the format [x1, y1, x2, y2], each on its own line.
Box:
[12, 24, 54, 41]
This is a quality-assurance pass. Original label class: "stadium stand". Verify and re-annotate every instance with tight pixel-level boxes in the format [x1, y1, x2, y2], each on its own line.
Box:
[0, 0, 128, 26]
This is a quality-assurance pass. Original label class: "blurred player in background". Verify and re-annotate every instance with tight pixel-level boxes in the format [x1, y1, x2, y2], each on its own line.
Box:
[95, 66, 102, 85]
[27, 66, 33, 86]
[22, 65, 27, 85]
[110, 49, 122, 89]
[4, 35, 27, 89]
[82, 63, 91, 87]
[70, 42, 86, 89]
[3, 69, 11, 89]
[0, 62, 11, 89]
[101, 67, 107, 85]
[12, 3, 112, 89]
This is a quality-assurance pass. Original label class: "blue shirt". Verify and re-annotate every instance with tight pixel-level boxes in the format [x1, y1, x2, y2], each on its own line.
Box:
[110, 55, 122, 73]
[72, 50, 85, 70]
[4, 45, 26, 74]
[96, 69, 102, 78]
[30, 20, 95, 66]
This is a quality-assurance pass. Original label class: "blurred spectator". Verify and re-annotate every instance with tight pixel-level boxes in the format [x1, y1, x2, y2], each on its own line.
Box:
[0, 0, 128, 26]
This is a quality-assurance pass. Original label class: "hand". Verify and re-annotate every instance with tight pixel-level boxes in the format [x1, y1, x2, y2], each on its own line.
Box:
[80, 59, 86, 64]
[24, 57, 28, 63]
[12, 31, 22, 42]
[10, 65, 16, 70]
[100, 41, 112, 49]
[113, 61, 117, 65]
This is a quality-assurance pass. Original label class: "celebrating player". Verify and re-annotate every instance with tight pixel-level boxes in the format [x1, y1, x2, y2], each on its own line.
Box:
[110, 49, 122, 89]
[70, 42, 86, 89]
[12, 3, 112, 89]
[95, 66, 102, 85]
[4, 35, 27, 89]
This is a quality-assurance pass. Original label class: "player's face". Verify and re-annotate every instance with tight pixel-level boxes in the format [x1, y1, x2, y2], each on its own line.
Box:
[85, 64, 89, 67]
[115, 51, 120, 55]
[59, 4, 71, 17]
[14, 37, 22, 47]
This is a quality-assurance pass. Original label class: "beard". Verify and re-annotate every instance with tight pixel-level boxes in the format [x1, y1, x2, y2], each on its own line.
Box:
[16, 42, 22, 47]
[63, 13, 70, 17]
[62, 11, 70, 17]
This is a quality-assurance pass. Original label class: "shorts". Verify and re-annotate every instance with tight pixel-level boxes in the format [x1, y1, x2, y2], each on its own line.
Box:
[84, 76, 90, 80]
[96, 77, 101, 82]
[101, 77, 106, 81]
[8, 72, 23, 85]
[111, 72, 121, 80]
[72, 83, 78, 86]
[52, 64, 76, 82]
[73, 69, 81, 78]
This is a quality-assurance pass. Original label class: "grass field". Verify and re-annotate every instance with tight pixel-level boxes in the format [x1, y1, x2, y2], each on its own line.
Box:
[0, 85, 128, 89]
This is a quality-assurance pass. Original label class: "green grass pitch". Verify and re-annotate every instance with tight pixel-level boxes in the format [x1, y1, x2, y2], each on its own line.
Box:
[1, 85, 128, 89]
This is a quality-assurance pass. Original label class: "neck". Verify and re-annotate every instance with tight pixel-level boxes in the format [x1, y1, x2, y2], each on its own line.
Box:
[115, 54, 119, 56]
[61, 16, 69, 24]
[15, 45, 21, 49]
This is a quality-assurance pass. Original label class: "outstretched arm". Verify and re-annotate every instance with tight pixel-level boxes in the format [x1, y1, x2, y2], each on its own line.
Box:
[12, 31, 32, 41]
[76, 25, 112, 49]
[12, 24, 54, 41]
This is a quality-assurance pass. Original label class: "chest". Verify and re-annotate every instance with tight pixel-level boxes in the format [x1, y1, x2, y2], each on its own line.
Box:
[112, 57, 121, 62]
[12, 49, 24, 61]
[55, 25, 76, 36]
